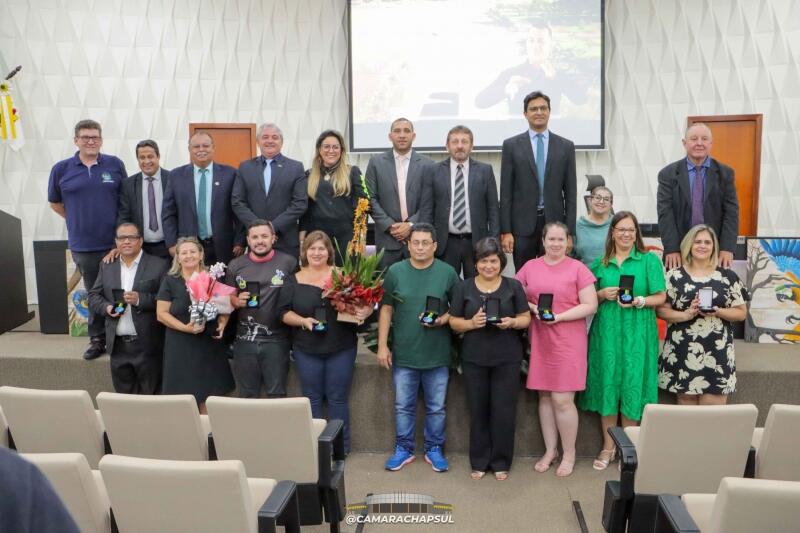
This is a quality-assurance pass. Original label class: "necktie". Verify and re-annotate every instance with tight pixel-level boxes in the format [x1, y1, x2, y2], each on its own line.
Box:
[691, 165, 705, 227]
[453, 164, 467, 231]
[198, 168, 209, 239]
[146, 176, 158, 232]
[536, 133, 545, 207]
[396, 156, 409, 221]
[263, 158, 273, 197]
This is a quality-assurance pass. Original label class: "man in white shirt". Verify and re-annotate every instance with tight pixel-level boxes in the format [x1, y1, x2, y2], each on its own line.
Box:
[88, 223, 169, 393]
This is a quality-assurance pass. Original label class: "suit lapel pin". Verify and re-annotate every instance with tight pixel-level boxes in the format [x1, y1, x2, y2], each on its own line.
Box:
[278, 164, 283, 168]
[214, 181, 220, 186]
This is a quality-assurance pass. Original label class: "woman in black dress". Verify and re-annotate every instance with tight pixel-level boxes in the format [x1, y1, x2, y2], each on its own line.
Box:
[300, 130, 364, 265]
[448, 237, 531, 481]
[278, 231, 372, 453]
[156, 237, 234, 412]
[656, 225, 746, 404]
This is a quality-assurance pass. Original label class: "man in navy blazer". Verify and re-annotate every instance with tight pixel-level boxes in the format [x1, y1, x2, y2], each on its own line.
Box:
[421, 125, 499, 278]
[657, 122, 739, 269]
[116, 140, 171, 259]
[232, 123, 307, 258]
[162, 131, 245, 265]
[500, 91, 577, 270]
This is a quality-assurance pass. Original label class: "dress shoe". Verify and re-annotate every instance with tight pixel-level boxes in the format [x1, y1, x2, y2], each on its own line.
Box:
[83, 339, 106, 360]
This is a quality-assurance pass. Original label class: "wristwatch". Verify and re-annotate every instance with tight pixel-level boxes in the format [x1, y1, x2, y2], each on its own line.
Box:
[635, 296, 646, 309]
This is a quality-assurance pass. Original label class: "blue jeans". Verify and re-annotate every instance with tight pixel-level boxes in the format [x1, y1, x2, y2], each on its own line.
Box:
[292, 347, 357, 452]
[392, 365, 449, 453]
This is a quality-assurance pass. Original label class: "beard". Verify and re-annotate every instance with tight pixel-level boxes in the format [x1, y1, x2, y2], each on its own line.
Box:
[251, 246, 271, 257]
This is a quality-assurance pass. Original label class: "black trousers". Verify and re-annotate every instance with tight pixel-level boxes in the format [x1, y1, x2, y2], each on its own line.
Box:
[72, 250, 108, 339]
[462, 360, 521, 472]
[378, 247, 408, 271]
[110, 337, 162, 394]
[441, 234, 475, 278]
[512, 211, 546, 271]
[232, 339, 290, 398]
[142, 240, 170, 260]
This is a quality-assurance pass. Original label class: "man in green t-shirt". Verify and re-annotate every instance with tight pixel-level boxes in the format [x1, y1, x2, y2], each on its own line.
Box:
[377, 223, 459, 472]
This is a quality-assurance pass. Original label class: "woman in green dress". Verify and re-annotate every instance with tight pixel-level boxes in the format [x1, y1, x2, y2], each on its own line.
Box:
[579, 211, 666, 470]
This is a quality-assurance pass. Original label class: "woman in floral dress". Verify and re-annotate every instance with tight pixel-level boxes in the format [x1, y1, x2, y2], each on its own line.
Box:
[657, 225, 747, 404]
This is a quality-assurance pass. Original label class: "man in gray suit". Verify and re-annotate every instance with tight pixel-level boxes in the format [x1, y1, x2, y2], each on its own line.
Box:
[657, 122, 739, 269]
[422, 125, 499, 278]
[232, 123, 307, 258]
[88, 222, 169, 394]
[500, 91, 577, 270]
[365, 118, 433, 269]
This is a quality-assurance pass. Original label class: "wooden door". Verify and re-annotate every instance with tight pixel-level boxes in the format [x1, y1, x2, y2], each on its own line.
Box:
[189, 123, 256, 168]
[687, 115, 762, 236]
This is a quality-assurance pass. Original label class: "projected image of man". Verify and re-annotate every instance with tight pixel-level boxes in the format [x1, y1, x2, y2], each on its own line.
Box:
[475, 20, 585, 116]
[500, 91, 577, 270]
[365, 118, 434, 269]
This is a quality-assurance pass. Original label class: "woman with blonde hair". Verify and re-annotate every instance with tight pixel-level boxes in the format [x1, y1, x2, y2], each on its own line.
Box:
[657, 225, 746, 405]
[156, 237, 234, 412]
[300, 130, 365, 265]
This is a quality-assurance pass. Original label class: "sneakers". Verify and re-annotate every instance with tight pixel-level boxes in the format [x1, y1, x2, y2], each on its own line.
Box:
[385, 446, 415, 471]
[424, 446, 449, 472]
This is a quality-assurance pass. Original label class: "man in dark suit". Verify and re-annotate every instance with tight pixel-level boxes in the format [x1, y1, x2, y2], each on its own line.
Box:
[231, 123, 307, 258]
[162, 131, 245, 264]
[499, 91, 577, 270]
[421, 125, 499, 278]
[365, 117, 433, 269]
[657, 122, 739, 269]
[88, 223, 169, 394]
[116, 140, 171, 259]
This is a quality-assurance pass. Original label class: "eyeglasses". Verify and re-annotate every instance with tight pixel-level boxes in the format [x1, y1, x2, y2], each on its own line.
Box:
[592, 195, 612, 203]
[614, 228, 636, 235]
[77, 135, 101, 143]
[527, 106, 549, 112]
[115, 235, 142, 242]
[410, 240, 433, 248]
[321, 144, 341, 152]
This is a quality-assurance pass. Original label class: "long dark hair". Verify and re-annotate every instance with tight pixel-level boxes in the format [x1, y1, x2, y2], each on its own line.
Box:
[601, 211, 646, 266]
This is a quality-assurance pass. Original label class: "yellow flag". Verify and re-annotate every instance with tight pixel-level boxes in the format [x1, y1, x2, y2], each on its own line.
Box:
[0, 81, 24, 151]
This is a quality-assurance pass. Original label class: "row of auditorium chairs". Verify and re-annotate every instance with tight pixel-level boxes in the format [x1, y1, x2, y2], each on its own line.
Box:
[24, 452, 299, 533]
[601, 403, 800, 533]
[0, 386, 346, 533]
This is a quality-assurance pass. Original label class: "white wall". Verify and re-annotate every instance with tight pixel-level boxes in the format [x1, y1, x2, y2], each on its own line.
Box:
[1, 0, 798, 303]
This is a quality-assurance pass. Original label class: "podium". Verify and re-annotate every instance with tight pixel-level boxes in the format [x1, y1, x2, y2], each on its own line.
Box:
[0, 210, 34, 333]
[33, 240, 69, 334]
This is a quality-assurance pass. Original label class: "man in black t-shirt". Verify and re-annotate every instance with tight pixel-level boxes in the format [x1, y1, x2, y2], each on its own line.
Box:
[226, 219, 297, 397]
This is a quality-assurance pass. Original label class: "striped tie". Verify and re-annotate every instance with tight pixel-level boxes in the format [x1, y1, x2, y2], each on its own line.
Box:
[453, 164, 466, 230]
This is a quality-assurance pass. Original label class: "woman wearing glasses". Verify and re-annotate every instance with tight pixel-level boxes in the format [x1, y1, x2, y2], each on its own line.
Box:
[578, 211, 666, 470]
[575, 186, 613, 267]
[300, 130, 365, 265]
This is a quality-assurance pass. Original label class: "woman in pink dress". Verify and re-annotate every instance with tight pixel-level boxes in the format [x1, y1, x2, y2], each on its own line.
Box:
[516, 222, 598, 477]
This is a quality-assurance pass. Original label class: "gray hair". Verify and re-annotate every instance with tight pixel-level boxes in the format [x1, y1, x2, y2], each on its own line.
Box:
[257, 123, 284, 140]
[684, 122, 712, 139]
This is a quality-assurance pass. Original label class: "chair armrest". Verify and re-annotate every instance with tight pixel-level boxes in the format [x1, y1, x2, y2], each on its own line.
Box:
[207, 432, 217, 460]
[258, 480, 300, 533]
[655, 495, 700, 533]
[103, 431, 113, 455]
[318, 419, 345, 488]
[743, 445, 756, 478]
[7, 429, 16, 451]
[609, 426, 638, 499]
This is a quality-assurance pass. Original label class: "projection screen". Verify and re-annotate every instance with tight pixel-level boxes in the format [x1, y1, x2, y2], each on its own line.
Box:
[349, 0, 604, 151]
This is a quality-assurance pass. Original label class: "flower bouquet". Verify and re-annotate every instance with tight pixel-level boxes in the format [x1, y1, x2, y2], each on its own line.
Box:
[185, 262, 236, 326]
[322, 194, 385, 324]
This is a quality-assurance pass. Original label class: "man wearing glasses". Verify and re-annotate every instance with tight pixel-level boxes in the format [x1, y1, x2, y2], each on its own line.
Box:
[377, 223, 459, 473]
[48, 120, 128, 360]
[88, 223, 169, 394]
[499, 91, 577, 270]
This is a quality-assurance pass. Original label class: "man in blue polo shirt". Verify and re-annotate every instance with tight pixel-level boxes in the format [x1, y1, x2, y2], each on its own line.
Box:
[48, 119, 127, 360]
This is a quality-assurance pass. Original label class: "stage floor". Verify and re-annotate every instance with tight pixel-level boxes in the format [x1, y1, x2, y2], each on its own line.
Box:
[2, 310, 799, 455]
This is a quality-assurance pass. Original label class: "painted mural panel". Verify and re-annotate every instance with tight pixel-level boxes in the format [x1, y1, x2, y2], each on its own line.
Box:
[745, 238, 800, 344]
